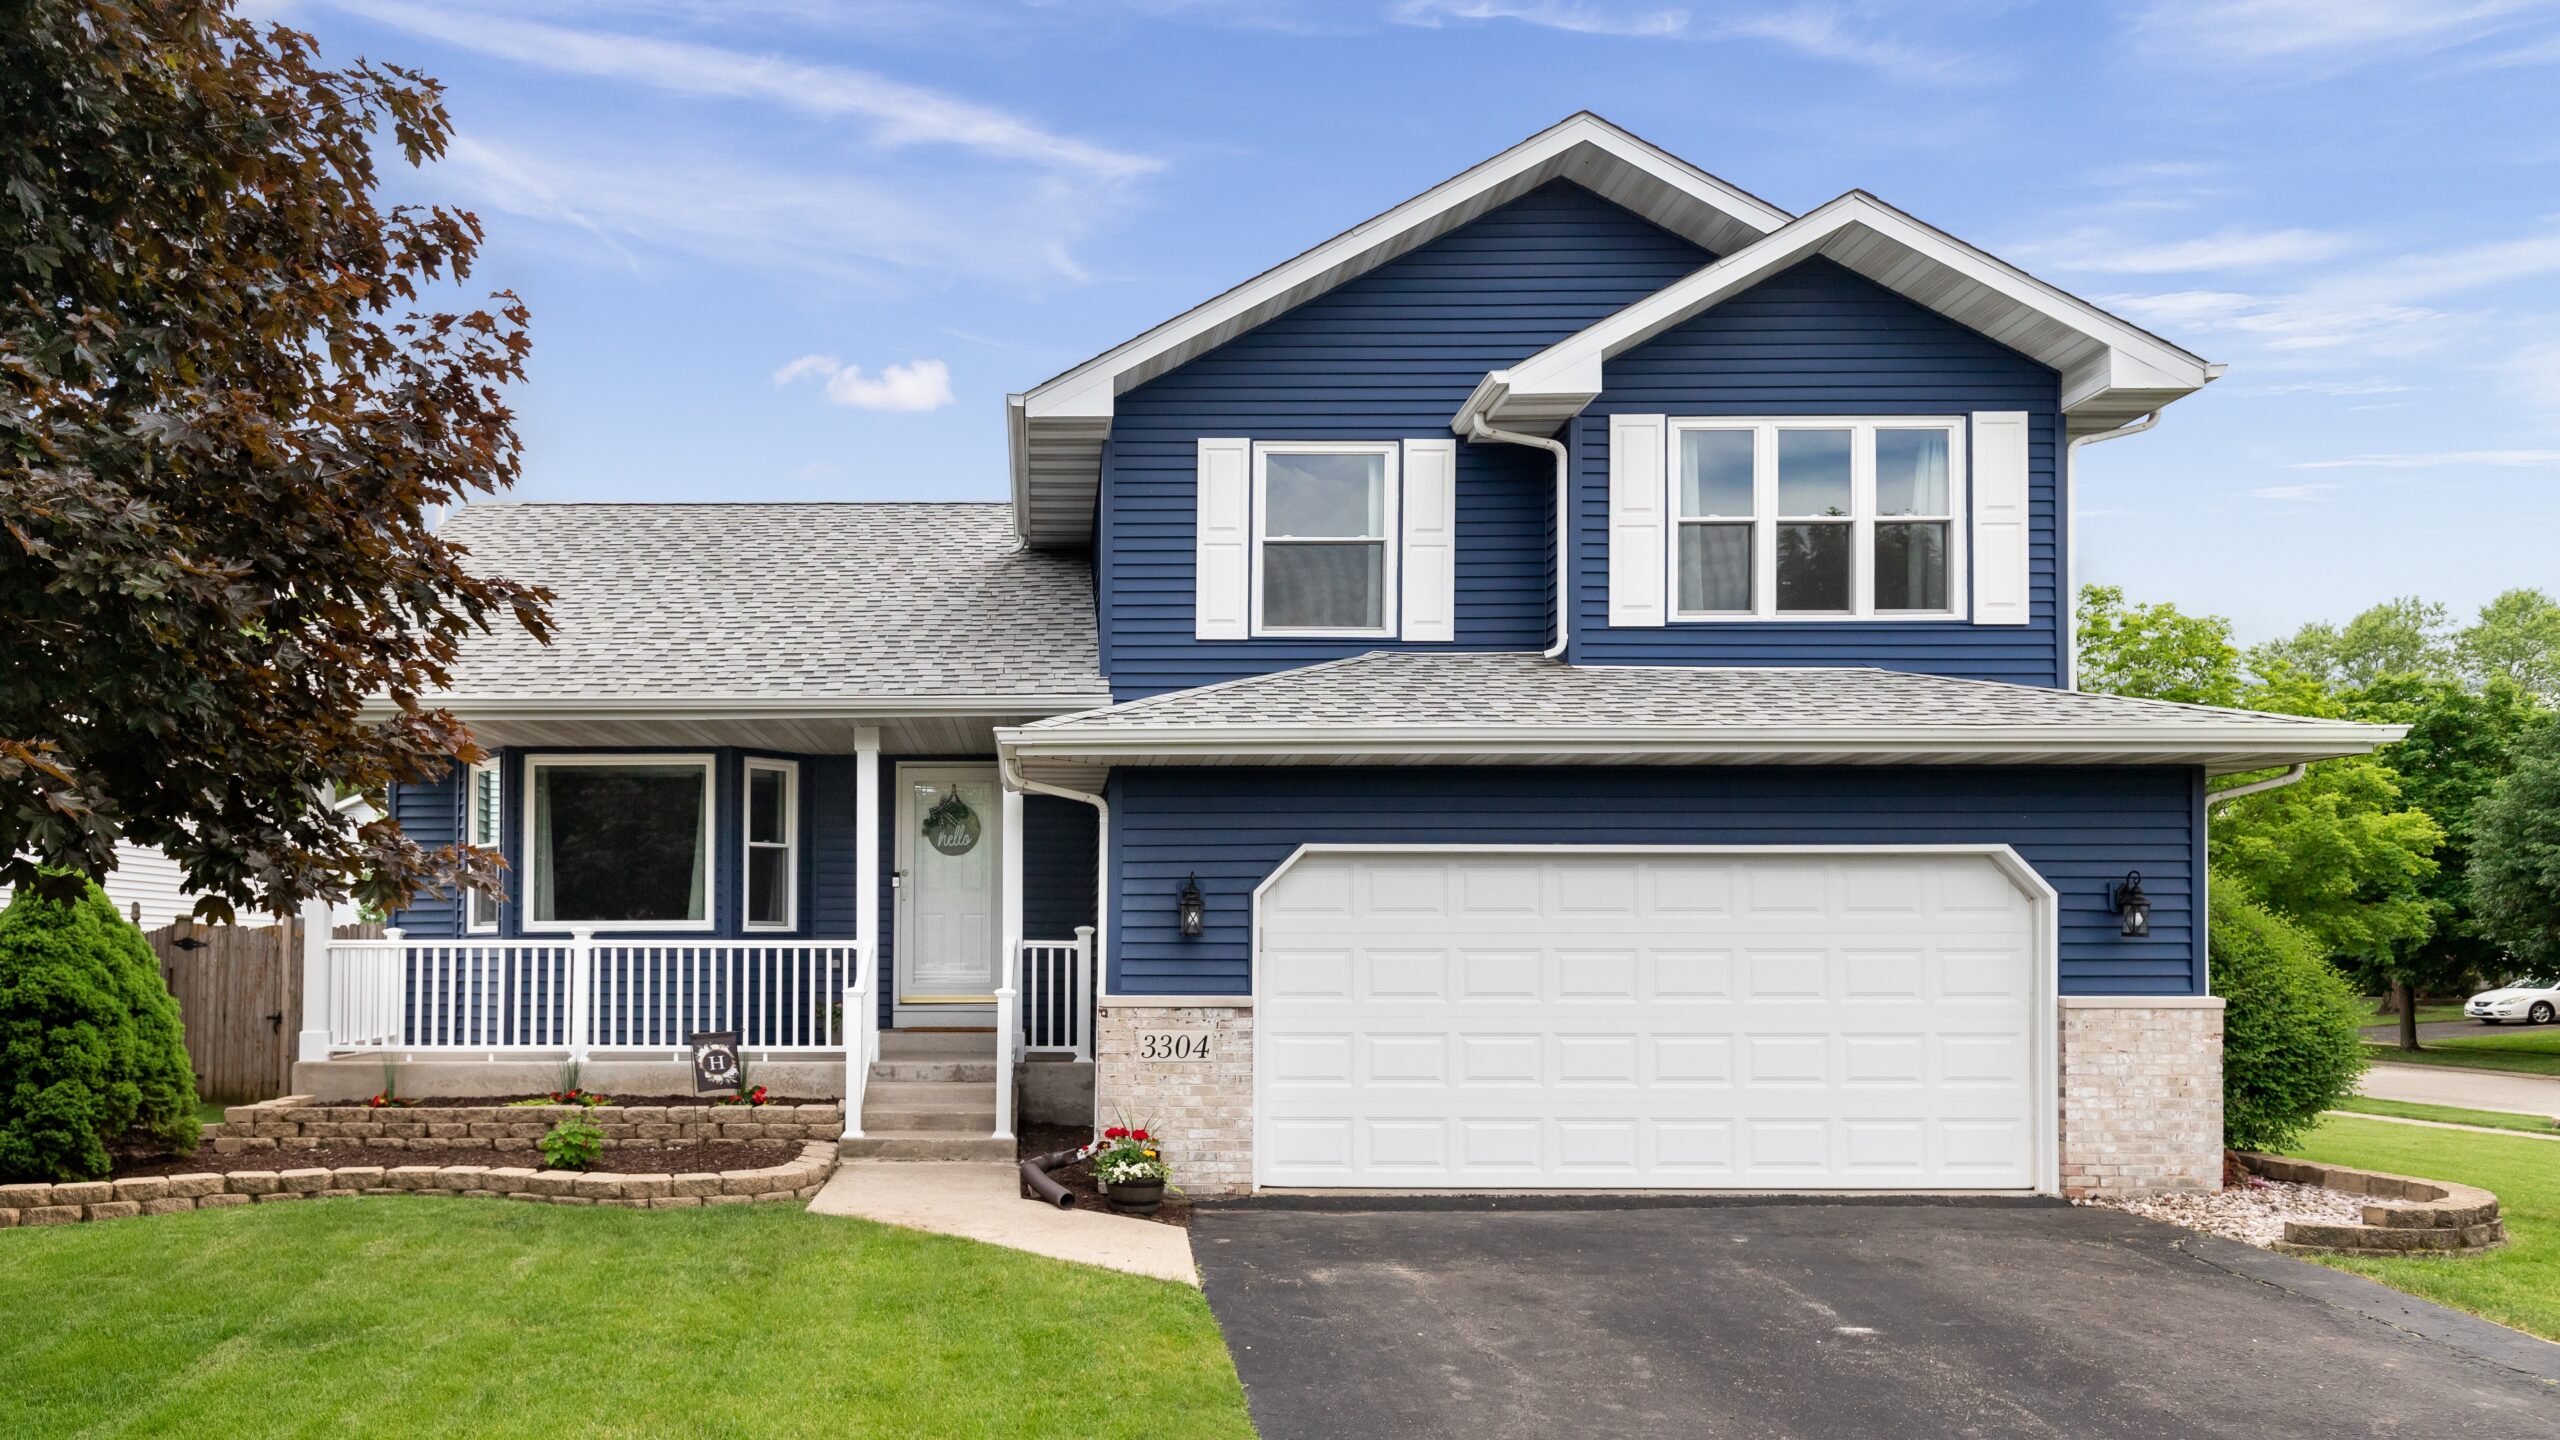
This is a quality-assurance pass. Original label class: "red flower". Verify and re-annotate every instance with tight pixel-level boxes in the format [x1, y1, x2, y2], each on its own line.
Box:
[1104, 1126, 1127, 1139]
[1132, 1129, 1150, 1142]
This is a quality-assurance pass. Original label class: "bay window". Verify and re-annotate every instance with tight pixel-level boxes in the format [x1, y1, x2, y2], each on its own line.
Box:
[1669, 418, 1966, 620]
[525, 755, 714, 931]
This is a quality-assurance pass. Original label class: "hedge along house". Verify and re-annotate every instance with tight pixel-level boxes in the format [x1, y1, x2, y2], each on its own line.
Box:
[321, 115, 2397, 1195]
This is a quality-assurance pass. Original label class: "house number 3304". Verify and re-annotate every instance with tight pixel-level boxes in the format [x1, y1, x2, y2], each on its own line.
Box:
[1136, 1029, 1213, 1062]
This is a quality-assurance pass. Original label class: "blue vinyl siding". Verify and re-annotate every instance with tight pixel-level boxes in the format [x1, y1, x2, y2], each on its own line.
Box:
[1107, 765, 2205, 998]
[1574, 257, 2067, 685]
[386, 768, 464, 936]
[1100, 181, 1714, 699]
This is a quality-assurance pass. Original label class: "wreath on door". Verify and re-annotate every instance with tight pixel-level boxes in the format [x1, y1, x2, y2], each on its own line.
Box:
[921, 792, 983, 856]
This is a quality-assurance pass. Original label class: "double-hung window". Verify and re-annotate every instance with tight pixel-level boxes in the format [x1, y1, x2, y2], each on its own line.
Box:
[465, 760, 502, 934]
[1252, 442, 1399, 636]
[1669, 418, 1965, 620]
[524, 754, 715, 931]
[743, 758, 798, 931]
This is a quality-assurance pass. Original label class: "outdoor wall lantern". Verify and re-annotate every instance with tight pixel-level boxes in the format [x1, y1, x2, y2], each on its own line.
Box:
[1177, 874, 1207, 938]
[2113, 871, 2152, 939]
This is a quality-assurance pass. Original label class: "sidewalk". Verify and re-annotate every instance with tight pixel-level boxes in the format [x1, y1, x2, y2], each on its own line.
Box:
[2359, 1061, 2560, 1117]
[808, 1160, 1199, 1286]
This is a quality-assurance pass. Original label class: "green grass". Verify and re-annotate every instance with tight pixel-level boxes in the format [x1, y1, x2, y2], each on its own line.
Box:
[2365, 1023, 2560, 1077]
[2286, 1114, 2560, 1342]
[0, 1198, 1252, 1439]
[2365, 1002, 2470, 1027]
[195, 1101, 229, 1126]
[2331, 1096, 2560, 1134]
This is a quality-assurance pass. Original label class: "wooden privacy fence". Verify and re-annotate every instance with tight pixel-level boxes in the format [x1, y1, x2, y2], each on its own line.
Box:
[145, 917, 381, 1104]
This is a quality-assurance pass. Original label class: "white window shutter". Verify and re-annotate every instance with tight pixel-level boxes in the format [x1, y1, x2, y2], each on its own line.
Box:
[1399, 438, 1458, 642]
[1971, 412, 2032, 626]
[1608, 414, 1668, 628]
[1194, 437, 1251, 640]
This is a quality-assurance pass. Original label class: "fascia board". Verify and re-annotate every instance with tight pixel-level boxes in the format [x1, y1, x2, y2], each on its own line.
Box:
[377, 693, 1119, 722]
[997, 720, 2403, 759]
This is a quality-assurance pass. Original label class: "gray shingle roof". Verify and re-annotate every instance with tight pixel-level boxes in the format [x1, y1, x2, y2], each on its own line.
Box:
[1004, 651, 2398, 774]
[434, 503, 1104, 703]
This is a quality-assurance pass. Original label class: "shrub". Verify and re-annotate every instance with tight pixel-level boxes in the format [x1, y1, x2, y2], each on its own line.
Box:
[539, 1113, 604, 1170]
[2213, 880, 2368, 1153]
[0, 875, 200, 1181]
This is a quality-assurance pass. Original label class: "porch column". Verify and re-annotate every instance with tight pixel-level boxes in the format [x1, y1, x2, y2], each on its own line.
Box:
[849, 727, 880, 1138]
[994, 784, 1024, 1141]
[295, 895, 333, 1063]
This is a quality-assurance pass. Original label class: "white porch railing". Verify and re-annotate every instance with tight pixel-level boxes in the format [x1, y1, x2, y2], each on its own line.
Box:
[323, 929, 869, 1059]
[1019, 926, 1096, 1060]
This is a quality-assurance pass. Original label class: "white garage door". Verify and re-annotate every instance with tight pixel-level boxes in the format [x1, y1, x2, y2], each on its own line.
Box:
[1255, 849, 2049, 1191]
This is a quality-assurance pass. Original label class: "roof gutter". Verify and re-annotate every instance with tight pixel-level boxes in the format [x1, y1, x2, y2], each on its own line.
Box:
[363, 692, 1119, 722]
[1466, 411, 1572, 660]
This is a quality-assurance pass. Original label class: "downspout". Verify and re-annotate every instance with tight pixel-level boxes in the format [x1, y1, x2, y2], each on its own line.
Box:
[2205, 763, 2306, 809]
[2063, 413, 2158, 690]
[1468, 415, 1572, 661]
[1000, 751, 1108, 1133]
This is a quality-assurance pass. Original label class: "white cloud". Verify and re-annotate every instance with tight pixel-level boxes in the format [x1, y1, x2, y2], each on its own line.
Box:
[2127, 0, 2555, 65]
[334, 1, 1158, 181]
[2245, 483, 2339, 501]
[2289, 450, 2560, 470]
[1387, 1, 1978, 80]
[2014, 226, 2352, 274]
[773, 355, 956, 411]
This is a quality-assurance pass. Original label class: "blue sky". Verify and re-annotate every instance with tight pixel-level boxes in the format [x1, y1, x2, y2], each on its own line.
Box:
[261, 0, 2560, 642]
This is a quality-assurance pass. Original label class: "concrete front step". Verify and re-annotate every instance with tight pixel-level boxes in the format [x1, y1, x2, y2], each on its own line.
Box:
[877, 1030, 998, 1058]
[870, 1060, 998, 1083]
[839, 1131, 1016, 1162]
[863, 1106, 991, 1133]
[863, 1080, 997, 1110]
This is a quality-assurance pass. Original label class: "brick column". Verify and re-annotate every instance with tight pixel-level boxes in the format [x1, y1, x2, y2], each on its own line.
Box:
[1093, 1002, 1254, 1197]
[2057, 996, 2225, 1198]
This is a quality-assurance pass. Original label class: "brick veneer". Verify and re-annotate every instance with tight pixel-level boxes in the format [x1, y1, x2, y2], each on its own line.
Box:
[0, 1142, 838, 1228]
[207, 1096, 844, 1155]
[2057, 996, 2226, 1199]
[1094, 1004, 1254, 1197]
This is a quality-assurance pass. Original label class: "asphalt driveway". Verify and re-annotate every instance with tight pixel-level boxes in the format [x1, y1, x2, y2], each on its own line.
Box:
[1194, 1198, 2560, 1440]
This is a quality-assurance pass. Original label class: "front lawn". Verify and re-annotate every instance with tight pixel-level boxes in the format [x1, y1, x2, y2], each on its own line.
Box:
[2364, 1024, 2560, 1077]
[2286, 1114, 2560, 1342]
[0, 1199, 1252, 1439]
[2365, 1002, 2470, 1027]
[2331, 1096, 2560, 1133]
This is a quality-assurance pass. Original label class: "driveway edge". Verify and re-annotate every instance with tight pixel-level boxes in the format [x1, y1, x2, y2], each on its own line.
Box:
[2172, 1231, 2560, 1385]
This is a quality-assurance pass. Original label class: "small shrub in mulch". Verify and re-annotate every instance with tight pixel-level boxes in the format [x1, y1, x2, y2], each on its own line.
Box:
[1017, 1122, 1194, 1229]
[107, 1139, 807, 1179]
[358, 1094, 826, 1109]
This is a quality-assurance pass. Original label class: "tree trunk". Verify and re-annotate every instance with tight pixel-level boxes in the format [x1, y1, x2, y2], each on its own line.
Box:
[2396, 980, 2420, 1052]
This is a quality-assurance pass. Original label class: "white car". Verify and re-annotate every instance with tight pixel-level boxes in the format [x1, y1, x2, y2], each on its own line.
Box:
[2466, 981, 2560, 1026]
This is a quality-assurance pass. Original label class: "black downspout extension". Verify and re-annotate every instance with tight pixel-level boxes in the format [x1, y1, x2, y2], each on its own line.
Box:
[1020, 1148, 1081, 1208]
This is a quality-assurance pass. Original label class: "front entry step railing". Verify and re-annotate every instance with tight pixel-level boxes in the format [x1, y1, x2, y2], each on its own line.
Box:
[1018, 927, 1096, 1060]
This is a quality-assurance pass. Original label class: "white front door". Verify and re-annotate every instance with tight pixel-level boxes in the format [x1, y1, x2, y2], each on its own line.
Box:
[1255, 849, 2050, 1191]
[895, 764, 1005, 1010]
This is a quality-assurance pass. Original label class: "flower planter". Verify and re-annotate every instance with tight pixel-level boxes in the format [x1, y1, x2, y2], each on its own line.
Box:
[1105, 1177, 1166, 1215]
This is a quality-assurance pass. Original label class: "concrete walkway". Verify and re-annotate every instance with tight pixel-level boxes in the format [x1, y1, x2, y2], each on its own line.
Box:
[808, 1160, 1198, 1286]
[2327, 1110, 2560, 1141]
[2360, 1061, 2560, 1117]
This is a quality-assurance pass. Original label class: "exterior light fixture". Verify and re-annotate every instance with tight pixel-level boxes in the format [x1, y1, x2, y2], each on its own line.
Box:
[2113, 871, 2151, 939]
[1177, 875, 1206, 938]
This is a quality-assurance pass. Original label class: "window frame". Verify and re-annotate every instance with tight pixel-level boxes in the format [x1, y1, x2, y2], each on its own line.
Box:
[741, 757, 800, 933]
[520, 752, 718, 935]
[1664, 416, 1968, 622]
[1249, 440, 1401, 639]
[465, 759, 502, 934]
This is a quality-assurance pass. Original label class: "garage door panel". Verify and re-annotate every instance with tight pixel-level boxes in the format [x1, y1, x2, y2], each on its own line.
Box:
[1258, 852, 2045, 1191]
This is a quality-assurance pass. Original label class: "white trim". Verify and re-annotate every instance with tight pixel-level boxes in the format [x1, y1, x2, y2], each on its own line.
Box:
[1464, 192, 2214, 440]
[1098, 994, 1256, 1008]
[1247, 841, 2062, 1197]
[382, 693, 1116, 721]
[1661, 417, 1968, 623]
[2058, 995, 2226, 1010]
[892, 761, 1007, 1008]
[741, 757, 800, 932]
[1249, 441, 1402, 639]
[464, 759, 502, 935]
[520, 752, 717, 934]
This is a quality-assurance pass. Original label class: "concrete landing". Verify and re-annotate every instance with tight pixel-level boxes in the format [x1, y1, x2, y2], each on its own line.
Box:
[808, 1160, 1197, 1286]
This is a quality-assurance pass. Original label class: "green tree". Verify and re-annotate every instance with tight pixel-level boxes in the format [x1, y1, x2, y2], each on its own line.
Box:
[2076, 584, 2242, 705]
[2212, 882, 2368, 1153]
[2, 1, 546, 921]
[2212, 758, 2444, 969]
[0, 874, 199, 1182]
[2249, 596, 2455, 690]
[2470, 723, 2560, 974]
[2457, 588, 2560, 701]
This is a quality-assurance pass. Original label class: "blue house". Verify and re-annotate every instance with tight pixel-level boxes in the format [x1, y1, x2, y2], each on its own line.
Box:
[330, 115, 2394, 1199]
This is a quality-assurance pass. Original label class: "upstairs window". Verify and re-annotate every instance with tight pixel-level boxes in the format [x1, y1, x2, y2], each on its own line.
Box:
[743, 758, 798, 931]
[465, 760, 502, 933]
[1669, 418, 1966, 620]
[1252, 442, 1399, 636]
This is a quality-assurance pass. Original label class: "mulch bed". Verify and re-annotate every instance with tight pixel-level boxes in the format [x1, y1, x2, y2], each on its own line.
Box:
[355, 1095, 829, 1110]
[109, 1140, 806, 1180]
[1018, 1122, 1195, 1229]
